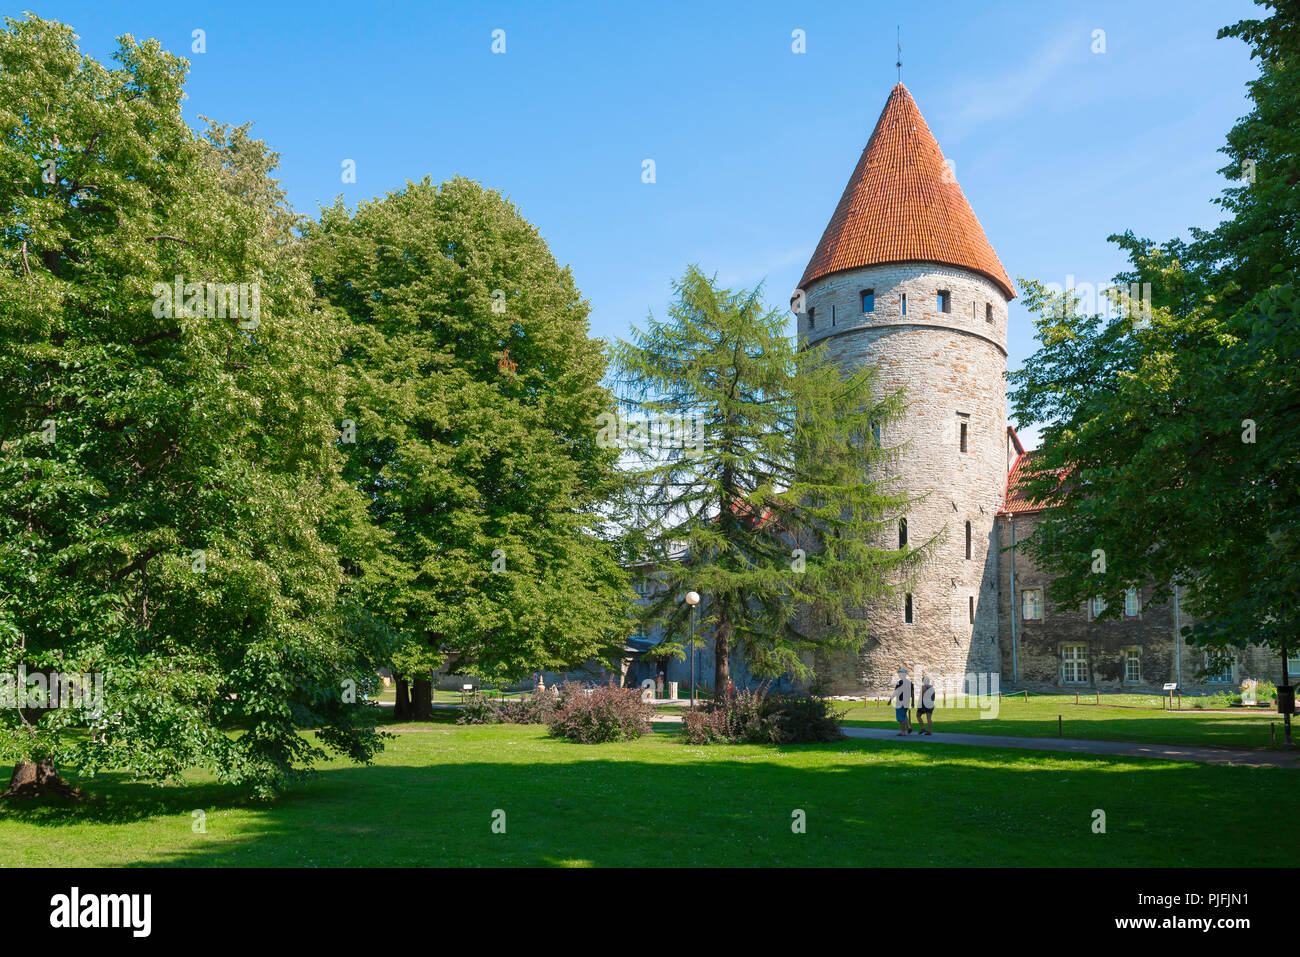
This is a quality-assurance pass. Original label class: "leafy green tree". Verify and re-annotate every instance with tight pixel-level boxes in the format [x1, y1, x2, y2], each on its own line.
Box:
[1007, 1, 1299, 731]
[0, 15, 382, 797]
[305, 177, 630, 714]
[613, 266, 924, 693]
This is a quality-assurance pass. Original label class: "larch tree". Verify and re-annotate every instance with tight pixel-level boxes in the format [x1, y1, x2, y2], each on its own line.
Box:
[613, 266, 926, 694]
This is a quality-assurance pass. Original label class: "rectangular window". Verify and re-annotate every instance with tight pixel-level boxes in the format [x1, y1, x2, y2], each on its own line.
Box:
[900, 293, 907, 316]
[937, 290, 951, 313]
[965, 520, 972, 559]
[1062, 644, 1088, 684]
[862, 289, 874, 313]
[808, 307, 815, 330]
[1090, 595, 1107, 619]
[831, 304, 836, 326]
[871, 422, 881, 447]
[904, 593, 913, 624]
[968, 595, 975, 624]
[1124, 587, 1140, 617]
[1124, 649, 1141, 683]
[898, 518, 908, 548]
[959, 422, 968, 453]
[985, 302, 994, 322]
[1021, 588, 1043, 622]
[1205, 653, 1233, 685]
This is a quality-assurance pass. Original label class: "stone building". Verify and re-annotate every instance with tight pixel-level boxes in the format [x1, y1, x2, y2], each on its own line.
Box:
[790, 83, 1289, 696]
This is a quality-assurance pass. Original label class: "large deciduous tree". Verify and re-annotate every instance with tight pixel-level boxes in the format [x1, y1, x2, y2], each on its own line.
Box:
[305, 177, 630, 713]
[1007, 1, 1299, 720]
[0, 15, 383, 797]
[613, 266, 924, 693]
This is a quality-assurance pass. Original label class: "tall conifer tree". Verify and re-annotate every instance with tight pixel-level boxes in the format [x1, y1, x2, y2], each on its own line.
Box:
[614, 266, 925, 692]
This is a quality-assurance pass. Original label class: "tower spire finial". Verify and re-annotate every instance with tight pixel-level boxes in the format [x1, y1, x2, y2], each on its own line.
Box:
[896, 26, 902, 84]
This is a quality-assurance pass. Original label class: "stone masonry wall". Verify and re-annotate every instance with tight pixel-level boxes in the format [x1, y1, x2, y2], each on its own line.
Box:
[997, 511, 1288, 692]
[800, 262, 1009, 695]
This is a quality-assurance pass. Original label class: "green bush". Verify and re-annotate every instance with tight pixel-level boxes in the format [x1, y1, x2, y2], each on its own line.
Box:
[456, 693, 503, 725]
[683, 684, 845, 745]
[499, 686, 562, 724]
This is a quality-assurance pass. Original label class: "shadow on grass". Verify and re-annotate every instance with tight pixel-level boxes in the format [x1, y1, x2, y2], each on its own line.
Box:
[3, 731, 1295, 867]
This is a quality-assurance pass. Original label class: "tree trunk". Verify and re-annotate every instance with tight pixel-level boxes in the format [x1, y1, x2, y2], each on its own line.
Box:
[714, 608, 732, 698]
[393, 674, 411, 721]
[412, 677, 434, 720]
[3, 758, 81, 801]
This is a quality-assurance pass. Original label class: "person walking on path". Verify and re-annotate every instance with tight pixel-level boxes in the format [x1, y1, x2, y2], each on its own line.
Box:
[917, 674, 935, 735]
[892, 667, 913, 735]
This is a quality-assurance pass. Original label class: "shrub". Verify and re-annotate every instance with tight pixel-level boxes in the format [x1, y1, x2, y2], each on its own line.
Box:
[684, 683, 845, 745]
[457, 693, 503, 725]
[682, 705, 730, 744]
[546, 681, 654, 743]
[499, 686, 562, 724]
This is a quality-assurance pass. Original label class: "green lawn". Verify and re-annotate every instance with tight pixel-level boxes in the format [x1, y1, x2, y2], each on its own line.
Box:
[841, 694, 1289, 749]
[0, 716, 1294, 867]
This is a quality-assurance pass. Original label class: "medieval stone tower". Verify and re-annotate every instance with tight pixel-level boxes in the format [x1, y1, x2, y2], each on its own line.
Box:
[797, 84, 1016, 695]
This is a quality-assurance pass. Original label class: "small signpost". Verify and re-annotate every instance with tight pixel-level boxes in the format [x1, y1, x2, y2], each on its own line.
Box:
[1163, 682, 1180, 710]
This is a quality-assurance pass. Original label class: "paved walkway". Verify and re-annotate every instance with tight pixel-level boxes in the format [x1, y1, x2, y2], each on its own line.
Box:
[839, 726, 1299, 768]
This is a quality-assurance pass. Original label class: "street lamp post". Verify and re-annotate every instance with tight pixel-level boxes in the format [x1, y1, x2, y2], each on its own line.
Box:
[685, 591, 700, 709]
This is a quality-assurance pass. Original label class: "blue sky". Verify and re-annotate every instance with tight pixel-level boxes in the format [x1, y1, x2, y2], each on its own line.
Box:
[20, 0, 1261, 446]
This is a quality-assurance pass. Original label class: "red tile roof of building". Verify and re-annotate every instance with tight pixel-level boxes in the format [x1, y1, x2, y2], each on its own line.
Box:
[1000, 449, 1069, 516]
[798, 84, 1015, 300]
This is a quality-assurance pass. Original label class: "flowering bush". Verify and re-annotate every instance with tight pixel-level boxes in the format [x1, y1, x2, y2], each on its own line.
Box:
[546, 681, 654, 743]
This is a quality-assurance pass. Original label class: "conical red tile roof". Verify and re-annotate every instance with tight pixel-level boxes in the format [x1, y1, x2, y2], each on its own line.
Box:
[798, 84, 1015, 299]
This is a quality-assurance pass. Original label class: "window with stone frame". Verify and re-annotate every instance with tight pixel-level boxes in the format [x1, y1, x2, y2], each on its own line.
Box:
[1021, 588, 1043, 622]
[985, 302, 994, 322]
[1061, 644, 1088, 684]
[862, 289, 874, 313]
[1124, 648, 1141, 683]
[937, 289, 951, 313]
[1089, 595, 1107, 619]
[1124, 587, 1140, 617]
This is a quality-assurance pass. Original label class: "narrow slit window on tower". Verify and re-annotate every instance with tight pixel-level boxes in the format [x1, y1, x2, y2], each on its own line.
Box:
[969, 595, 975, 624]
[937, 290, 951, 313]
[904, 593, 913, 624]
[831, 304, 836, 326]
[900, 293, 907, 316]
[862, 289, 874, 313]
[985, 302, 994, 322]
[898, 518, 907, 548]
[871, 421, 882, 447]
[808, 307, 815, 330]
[960, 421, 968, 453]
[965, 521, 972, 559]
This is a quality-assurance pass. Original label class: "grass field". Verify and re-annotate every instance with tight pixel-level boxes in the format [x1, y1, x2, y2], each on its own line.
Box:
[840, 694, 1288, 749]
[0, 715, 1295, 867]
